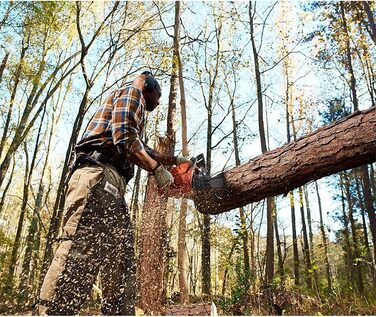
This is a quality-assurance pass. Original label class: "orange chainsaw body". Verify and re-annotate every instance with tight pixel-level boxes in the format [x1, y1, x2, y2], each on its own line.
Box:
[166, 161, 196, 197]
[157, 154, 224, 197]
[158, 162, 196, 197]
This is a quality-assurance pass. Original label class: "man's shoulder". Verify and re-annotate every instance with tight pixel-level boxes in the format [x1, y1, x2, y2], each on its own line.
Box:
[114, 85, 142, 100]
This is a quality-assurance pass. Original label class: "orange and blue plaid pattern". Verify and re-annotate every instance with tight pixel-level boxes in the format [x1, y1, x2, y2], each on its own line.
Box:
[76, 86, 148, 157]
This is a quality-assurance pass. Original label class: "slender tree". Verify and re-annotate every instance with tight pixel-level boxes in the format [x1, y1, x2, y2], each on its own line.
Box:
[249, 1, 274, 286]
[315, 181, 332, 291]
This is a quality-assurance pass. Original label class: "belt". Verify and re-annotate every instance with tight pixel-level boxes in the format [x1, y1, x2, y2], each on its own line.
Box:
[86, 150, 113, 165]
[71, 150, 134, 183]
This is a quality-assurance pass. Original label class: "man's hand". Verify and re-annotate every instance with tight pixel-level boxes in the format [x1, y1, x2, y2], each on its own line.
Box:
[154, 165, 174, 189]
[176, 156, 192, 166]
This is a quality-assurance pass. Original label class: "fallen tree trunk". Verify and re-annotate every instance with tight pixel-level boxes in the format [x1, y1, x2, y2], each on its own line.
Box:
[194, 107, 376, 214]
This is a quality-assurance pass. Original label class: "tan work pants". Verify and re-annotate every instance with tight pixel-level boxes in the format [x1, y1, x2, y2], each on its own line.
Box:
[38, 163, 136, 315]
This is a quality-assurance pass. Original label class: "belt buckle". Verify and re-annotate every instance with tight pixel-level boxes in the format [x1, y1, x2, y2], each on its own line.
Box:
[91, 151, 101, 161]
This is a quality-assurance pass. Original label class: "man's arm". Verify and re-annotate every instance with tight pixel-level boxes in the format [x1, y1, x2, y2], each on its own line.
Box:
[145, 145, 177, 166]
[128, 148, 158, 172]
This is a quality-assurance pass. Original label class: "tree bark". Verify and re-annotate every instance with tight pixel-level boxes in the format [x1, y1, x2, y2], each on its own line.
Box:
[363, 1, 376, 46]
[355, 174, 376, 279]
[343, 172, 364, 294]
[273, 201, 284, 280]
[340, 2, 359, 112]
[340, 174, 355, 287]
[298, 187, 312, 289]
[249, 1, 274, 285]
[174, 1, 189, 304]
[360, 165, 376, 264]
[370, 164, 376, 199]
[230, 83, 251, 289]
[138, 138, 171, 315]
[303, 186, 319, 292]
[315, 181, 332, 291]
[0, 51, 9, 85]
[290, 191, 300, 285]
[200, 10, 223, 298]
[194, 107, 376, 214]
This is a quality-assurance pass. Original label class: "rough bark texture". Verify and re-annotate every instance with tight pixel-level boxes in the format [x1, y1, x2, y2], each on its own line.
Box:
[194, 107, 376, 214]
[138, 137, 171, 315]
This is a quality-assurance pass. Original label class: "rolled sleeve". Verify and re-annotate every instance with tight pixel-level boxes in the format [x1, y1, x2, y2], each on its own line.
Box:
[111, 87, 145, 157]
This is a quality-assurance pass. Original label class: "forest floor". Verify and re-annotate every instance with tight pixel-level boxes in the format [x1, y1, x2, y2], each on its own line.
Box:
[9, 291, 376, 316]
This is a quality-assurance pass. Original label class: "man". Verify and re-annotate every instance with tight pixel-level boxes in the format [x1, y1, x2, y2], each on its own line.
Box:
[38, 71, 190, 315]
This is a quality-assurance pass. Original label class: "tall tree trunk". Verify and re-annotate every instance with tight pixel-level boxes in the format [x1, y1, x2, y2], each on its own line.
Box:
[340, 2, 359, 112]
[343, 173, 364, 294]
[363, 1, 376, 46]
[298, 187, 312, 289]
[138, 138, 171, 315]
[360, 165, 376, 264]
[201, 10, 223, 298]
[315, 181, 332, 291]
[138, 0, 179, 307]
[249, 1, 274, 285]
[230, 84, 251, 289]
[355, 176, 375, 280]
[174, 1, 189, 304]
[303, 186, 319, 292]
[193, 107, 376, 214]
[340, 174, 355, 288]
[370, 164, 376, 199]
[290, 191, 300, 285]
[273, 200, 284, 280]
[283, 38, 299, 288]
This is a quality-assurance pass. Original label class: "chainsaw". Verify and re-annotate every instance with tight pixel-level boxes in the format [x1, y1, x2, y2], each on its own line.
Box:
[163, 153, 225, 197]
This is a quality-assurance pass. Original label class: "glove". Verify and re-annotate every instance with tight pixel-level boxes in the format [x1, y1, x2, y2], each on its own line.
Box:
[176, 156, 192, 166]
[154, 164, 174, 189]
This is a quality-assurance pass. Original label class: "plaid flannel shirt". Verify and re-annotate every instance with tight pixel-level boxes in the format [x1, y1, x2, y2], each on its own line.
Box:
[76, 86, 155, 158]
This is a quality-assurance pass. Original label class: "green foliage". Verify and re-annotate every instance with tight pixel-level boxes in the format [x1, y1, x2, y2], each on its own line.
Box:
[319, 98, 352, 124]
[218, 258, 250, 314]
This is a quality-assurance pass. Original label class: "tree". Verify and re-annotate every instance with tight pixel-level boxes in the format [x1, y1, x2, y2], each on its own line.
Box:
[315, 181, 332, 291]
[175, 1, 190, 304]
[343, 172, 364, 294]
[193, 107, 376, 214]
[249, 0, 274, 287]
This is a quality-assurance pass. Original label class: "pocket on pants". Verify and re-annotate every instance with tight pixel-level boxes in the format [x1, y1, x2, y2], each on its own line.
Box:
[62, 165, 104, 235]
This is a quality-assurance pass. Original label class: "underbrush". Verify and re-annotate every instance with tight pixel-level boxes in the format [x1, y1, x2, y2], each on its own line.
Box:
[217, 286, 376, 315]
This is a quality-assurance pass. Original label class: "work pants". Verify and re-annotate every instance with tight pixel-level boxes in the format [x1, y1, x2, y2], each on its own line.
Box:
[38, 163, 136, 315]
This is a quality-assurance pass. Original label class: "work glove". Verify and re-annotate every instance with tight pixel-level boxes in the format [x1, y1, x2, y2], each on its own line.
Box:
[176, 155, 193, 166]
[154, 164, 174, 189]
